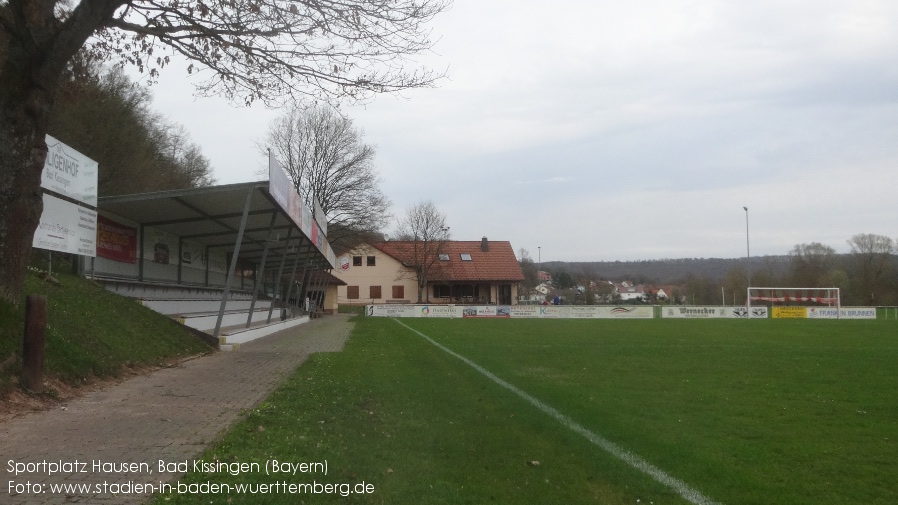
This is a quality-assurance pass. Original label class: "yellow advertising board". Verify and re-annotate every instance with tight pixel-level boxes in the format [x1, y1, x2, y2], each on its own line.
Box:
[772, 307, 807, 319]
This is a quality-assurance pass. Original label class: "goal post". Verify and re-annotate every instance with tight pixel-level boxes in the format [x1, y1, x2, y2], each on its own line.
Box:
[746, 287, 841, 319]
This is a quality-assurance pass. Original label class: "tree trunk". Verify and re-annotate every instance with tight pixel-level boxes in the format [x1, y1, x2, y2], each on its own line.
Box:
[0, 86, 51, 307]
[0, 0, 122, 306]
[0, 8, 59, 307]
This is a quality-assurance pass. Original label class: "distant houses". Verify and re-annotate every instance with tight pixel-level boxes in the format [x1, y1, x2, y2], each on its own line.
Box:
[524, 278, 686, 305]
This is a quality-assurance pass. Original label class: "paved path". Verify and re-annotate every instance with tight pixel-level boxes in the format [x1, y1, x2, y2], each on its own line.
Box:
[1, 314, 354, 504]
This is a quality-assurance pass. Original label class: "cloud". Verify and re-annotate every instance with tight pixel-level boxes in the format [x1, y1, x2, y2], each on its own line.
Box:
[143, 0, 898, 262]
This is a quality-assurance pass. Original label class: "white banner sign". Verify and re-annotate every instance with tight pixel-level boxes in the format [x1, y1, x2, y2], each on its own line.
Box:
[662, 306, 769, 319]
[807, 307, 876, 319]
[365, 304, 654, 319]
[42, 135, 98, 206]
[268, 153, 336, 268]
[32, 193, 97, 256]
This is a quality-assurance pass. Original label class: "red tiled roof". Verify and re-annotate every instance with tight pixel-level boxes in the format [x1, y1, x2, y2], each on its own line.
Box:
[372, 240, 524, 282]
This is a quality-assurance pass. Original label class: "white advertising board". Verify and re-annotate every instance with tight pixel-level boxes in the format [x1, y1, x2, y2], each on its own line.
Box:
[32, 193, 97, 256]
[268, 153, 336, 268]
[365, 305, 654, 319]
[42, 135, 98, 206]
[366, 304, 458, 318]
[662, 306, 769, 319]
[807, 307, 876, 319]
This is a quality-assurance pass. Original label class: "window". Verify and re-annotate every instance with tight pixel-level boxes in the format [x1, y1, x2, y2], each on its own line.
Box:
[367, 256, 376, 266]
[452, 284, 475, 297]
[439, 253, 450, 261]
[392, 285, 404, 298]
[352, 256, 362, 266]
[434, 285, 451, 298]
[347, 286, 359, 299]
[460, 253, 472, 261]
[369, 285, 382, 299]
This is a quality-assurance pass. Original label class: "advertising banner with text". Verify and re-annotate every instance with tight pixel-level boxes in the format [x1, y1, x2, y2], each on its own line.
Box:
[32, 193, 97, 256]
[365, 305, 653, 319]
[662, 306, 769, 318]
[42, 134, 98, 206]
[96, 214, 137, 263]
[771, 307, 808, 319]
[807, 307, 876, 319]
[268, 153, 336, 268]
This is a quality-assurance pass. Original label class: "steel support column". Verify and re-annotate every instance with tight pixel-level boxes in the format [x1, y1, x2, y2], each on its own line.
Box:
[213, 188, 254, 339]
[267, 228, 293, 323]
[246, 212, 279, 328]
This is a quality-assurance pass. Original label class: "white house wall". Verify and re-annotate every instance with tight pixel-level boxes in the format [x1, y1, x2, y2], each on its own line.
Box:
[333, 245, 417, 305]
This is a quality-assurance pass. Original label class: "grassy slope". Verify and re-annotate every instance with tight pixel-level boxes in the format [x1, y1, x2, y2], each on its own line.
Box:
[0, 268, 212, 393]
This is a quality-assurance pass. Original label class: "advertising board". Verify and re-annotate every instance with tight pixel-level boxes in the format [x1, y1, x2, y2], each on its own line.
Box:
[96, 214, 137, 263]
[32, 193, 97, 256]
[268, 153, 336, 268]
[365, 305, 653, 319]
[807, 307, 876, 319]
[42, 135, 98, 206]
[663, 306, 769, 318]
[772, 307, 808, 319]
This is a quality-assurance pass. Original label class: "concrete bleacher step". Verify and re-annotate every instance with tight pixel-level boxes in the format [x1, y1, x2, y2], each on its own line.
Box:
[139, 298, 271, 316]
[216, 315, 311, 349]
[173, 307, 276, 333]
[135, 297, 313, 350]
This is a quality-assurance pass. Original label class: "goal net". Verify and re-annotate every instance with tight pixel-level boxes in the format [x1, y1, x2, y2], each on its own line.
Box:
[747, 287, 841, 319]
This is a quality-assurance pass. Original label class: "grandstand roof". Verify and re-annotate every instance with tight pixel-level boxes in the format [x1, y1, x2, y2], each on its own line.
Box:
[98, 181, 334, 272]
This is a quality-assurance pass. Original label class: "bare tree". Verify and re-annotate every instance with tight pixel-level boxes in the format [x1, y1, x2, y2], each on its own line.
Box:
[394, 200, 450, 303]
[518, 248, 538, 290]
[265, 104, 390, 252]
[847, 233, 895, 305]
[0, 0, 449, 305]
[788, 242, 836, 287]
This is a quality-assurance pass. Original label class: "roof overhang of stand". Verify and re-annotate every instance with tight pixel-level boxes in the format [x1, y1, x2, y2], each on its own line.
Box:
[98, 182, 333, 272]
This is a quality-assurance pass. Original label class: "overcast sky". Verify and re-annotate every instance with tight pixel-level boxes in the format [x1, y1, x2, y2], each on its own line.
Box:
[143, 0, 898, 262]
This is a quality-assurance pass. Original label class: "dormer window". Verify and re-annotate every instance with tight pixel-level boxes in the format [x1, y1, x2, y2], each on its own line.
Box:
[460, 253, 472, 261]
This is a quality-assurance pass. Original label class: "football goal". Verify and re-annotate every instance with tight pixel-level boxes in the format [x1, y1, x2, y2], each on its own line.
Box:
[747, 287, 841, 319]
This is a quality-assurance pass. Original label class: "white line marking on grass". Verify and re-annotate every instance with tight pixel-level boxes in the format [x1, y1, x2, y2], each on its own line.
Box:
[393, 319, 721, 505]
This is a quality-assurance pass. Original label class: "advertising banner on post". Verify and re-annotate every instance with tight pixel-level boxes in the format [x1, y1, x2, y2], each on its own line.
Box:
[33, 135, 99, 256]
[42, 135, 98, 206]
[32, 194, 97, 256]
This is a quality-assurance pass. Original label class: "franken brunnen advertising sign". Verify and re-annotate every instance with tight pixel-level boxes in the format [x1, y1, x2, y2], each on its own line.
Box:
[32, 135, 99, 256]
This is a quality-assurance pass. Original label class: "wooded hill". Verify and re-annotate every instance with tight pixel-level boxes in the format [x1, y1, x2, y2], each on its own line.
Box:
[541, 256, 791, 284]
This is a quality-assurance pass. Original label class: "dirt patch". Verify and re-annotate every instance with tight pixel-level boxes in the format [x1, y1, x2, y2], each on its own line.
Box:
[0, 354, 210, 423]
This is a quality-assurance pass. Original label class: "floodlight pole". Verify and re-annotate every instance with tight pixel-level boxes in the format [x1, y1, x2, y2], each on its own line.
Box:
[538, 246, 541, 284]
[744, 206, 751, 317]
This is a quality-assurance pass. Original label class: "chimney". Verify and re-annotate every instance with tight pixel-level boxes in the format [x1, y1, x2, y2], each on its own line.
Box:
[481, 237, 489, 252]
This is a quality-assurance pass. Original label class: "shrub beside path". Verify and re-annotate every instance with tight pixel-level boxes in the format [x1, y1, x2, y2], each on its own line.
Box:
[1, 314, 354, 504]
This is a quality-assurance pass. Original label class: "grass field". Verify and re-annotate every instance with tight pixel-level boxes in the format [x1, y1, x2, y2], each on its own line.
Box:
[156, 316, 897, 505]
